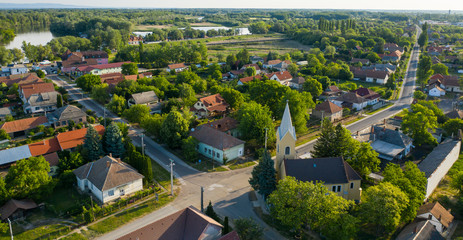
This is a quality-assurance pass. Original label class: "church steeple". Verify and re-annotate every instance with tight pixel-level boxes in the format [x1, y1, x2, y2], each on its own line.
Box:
[275, 101, 296, 178]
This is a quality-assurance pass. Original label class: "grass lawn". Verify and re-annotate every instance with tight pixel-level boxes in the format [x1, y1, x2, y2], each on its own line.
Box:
[83, 193, 174, 238]
[365, 103, 393, 115]
[151, 158, 176, 189]
[61, 233, 87, 240]
[228, 161, 256, 170]
[43, 186, 89, 217]
[0, 224, 71, 240]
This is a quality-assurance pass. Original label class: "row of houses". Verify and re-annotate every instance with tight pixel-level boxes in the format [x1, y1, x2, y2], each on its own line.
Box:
[428, 74, 461, 97]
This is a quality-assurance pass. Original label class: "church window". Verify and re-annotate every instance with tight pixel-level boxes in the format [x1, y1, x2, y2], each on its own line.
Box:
[285, 146, 290, 155]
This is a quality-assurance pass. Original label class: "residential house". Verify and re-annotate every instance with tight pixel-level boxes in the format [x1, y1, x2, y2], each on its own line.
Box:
[191, 94, 229, 118]
[47, 105, 87, 129]
[445, 110, 463, 119]
[363, 63, 397, 73]
[416, 202, 454, 234]
[100, 73, 125, 87]
[396, 220, 444, 240]
[250, 56, 264, 64]
[353, 88, 381, 105]
[322, 85, 343, 97]
[0, 116, 48, 138]
[296, 61, 308, 65]
[356, 125, 413, 161]
[351, 58, 370, 65]
[8, 64, 29, 76]
[23, 91, 60, 114]
[289, 76, 305, 89]
[379, 50, 402, 62]
[428, 82, 446, 98]
[116, 206, 226, 240]
[208, 116, 240, 138]
[0, 145, 32, 166]
[418, 140, 461, 199]
[74, 155, 144, 204]
[76, 62, 131, 76]
[61, 50, 109, 73]
[268, 71, 293, 86]
[273, 60, 292, 71]
[384, 43, 405, 54]
[332, 92, 368, 111]
[0, 73, 42, 87]
[128, 36, 143, 45]
[28, 138, 61, 174]
[237, 75, 262, 85]
[351, 67, 389, 84]
[56, 125, 105, 151]
[312, 101, 343, 122]
[229, 69, 245, 79]
[190, 125, 245, 163]
[263, 59, 282, 69]
[281, 157, 362, 202]
[0, 199, 38, 221]
[240, 64, 261, 74]
[0, 107, 13, 121]
[429, 74, 461, 93]
[128, 91, 161, 114]
[167, 63, 188, 72]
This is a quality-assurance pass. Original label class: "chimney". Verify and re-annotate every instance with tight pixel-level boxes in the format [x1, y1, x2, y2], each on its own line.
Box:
[43, 139, 46, 145]
[106, 160, 110, 168]
[109, 153, 112, 158]
[413, 226, 418, 234]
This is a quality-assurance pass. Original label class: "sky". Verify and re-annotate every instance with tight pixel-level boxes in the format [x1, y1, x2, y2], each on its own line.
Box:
[1, 0, 463, 11]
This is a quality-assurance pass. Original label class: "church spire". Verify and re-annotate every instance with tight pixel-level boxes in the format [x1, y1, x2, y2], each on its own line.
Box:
[278, 100, 296, 141]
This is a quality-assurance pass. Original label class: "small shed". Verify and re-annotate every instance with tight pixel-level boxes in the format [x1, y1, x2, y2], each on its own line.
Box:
[0, 199, 38, 221]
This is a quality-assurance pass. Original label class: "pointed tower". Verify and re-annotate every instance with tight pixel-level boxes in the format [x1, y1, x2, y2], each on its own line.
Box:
[276, 101, 297, 177]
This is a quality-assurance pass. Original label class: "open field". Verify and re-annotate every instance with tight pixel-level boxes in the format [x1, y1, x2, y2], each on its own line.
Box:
[134, 24, 173, 31]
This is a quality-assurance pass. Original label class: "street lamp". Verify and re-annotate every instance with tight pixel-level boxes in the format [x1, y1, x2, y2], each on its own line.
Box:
[169, 159, 175, 196]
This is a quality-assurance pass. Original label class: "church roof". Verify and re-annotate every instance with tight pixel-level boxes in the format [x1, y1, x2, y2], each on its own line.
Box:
[278, 101, 296, 141]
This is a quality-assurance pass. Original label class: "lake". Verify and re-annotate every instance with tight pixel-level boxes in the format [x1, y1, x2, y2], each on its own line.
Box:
[5, 31, 55, 49]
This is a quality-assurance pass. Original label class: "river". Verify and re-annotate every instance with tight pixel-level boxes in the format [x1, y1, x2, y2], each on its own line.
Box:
[5, 31, 55, 49]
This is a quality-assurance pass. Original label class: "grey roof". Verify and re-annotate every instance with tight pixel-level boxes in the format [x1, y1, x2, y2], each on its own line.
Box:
[278, 102, 296, 140]
[335, 92, 367, 104]
[370, 140, 405, 160]
[445, 110, 463, 119]
[0, 145, 32, 166]
[73, 156, 144, 191]
[131, 91, 158, 105]
[190, 125, 245, 150]
[371, 126, 412, 148]
[283, 157, 361, 184]
[27, 92, 59, 107]
[418, 140, 461, 178]
[396, 220, 444, 240]
[48, 105, 86, 122]
[0, 107, 12, 116]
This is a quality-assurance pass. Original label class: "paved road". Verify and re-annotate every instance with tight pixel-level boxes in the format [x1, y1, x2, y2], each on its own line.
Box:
[49, 76, 284, 239]
[296, 27, 421, 156]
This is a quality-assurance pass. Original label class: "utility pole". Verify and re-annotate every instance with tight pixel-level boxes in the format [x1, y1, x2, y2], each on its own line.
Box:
[321, 110, 325, 129]
[201, 186, 204, 212]
[169, 159, 175, 196]
[90, 196, 95, 221]
[7, 218, 13, 240]
[264, 128, 268, 150]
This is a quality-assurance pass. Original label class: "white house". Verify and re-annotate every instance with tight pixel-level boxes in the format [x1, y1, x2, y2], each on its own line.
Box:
[190, 125, 245, 163]
[73, 156, 144, 204]
[365, 70, 389, 85]
[332, 92, 368, 111]
[418, 140, 461, 199]
[77, 62, 130, 76]
[9, 64, 29, 75]
[268, 71, 293, 86]
[167, 63, 188, 72]
[416, 202, 454, 234]
[428, 84, 446, 97]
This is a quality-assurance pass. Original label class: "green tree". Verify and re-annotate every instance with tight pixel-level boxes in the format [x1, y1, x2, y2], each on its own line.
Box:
[236, 101, 275, 146]
[443, 118, 463, 136]
[76, 74, 102, 92]
[418, 31, 428, 48]
[302, 77, 322, 98]
[222, 216, 230, 235]
[83, 125, 104, 161]
[103, 122, 125, 157]
[268, 177, 352, 233]
[193, 79, 207, 93]
[121, 63, 138, 75]
[0, 177, 9, 205]
[205, 201, 221, 223]
[181, 136, 199, 162]
[220, 88, 244, 110]
[288, 63, 299, 76]
[382, 162, 427, 222]
[322, 213, 359, 240]
[160, 110, 189, 148]
[248, 21, 269, 34]
[5, 156, 52, 200]
[432, 63, 449, 75]
[141, 114, 165, 139]
[0, 129, 10, 140]
[245, 67, 256, 77]
[401, 103, 438, 146]
[346, 141, 380, 177]
[312, 120, 351, 158]
[366, 52, 381, 63]
[249, 150, 276, 199]
[417, 55, 434, 89]
[122, 104, 150, 123]
[359, 182, 408, 236]
[57, 94, 63, 108]
[58, 152, 84, 172]
[234, 218, 263, 240]
[178, 83, 197, 107]
[91, 83, 109, 104]
[106, 94, 127, 116]
[413, 90, 427, 100]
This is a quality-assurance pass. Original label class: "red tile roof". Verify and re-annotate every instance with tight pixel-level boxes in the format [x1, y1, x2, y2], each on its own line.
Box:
[0, 116, 48, 133]
[417, 202, 454, 228]
[267, 60, 282, 65]
[43, 152, 59, 167]
[28, 138, 61, 156]
[353, 87, 381, 100]
[199, 94, 229, 112]
[168, 63, 186, 70]
[20, 82, 55, 99]
[0, 73, 42, 87]
[269, 71, 292, 81]
[56, 125, 105, 150]
[430, 74, 459, 87]
[239, 75, 262, 84]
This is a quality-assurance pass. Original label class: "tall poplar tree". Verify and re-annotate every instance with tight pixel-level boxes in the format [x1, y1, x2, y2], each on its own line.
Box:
[103, 122, 125, 157]
[83, 125, 104, 161]
[249, 150, 277, 199]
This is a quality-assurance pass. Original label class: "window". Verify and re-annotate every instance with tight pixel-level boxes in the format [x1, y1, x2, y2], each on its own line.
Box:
[204, 147, 207, 152]
[332, 185, 342, 193]
[208, 149, 211, 155]
[56, 122, 60, 127]
[62, 121, 66, 125]
[350, 182, 354, 189]
[79, 118, 83, 122]
[108, 190, 114, 196]
[285, 146, 290, 155]
[217, 153, 220, 158]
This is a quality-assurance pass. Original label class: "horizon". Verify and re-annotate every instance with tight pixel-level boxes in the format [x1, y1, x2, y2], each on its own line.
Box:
[1, 1, 463, 11]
